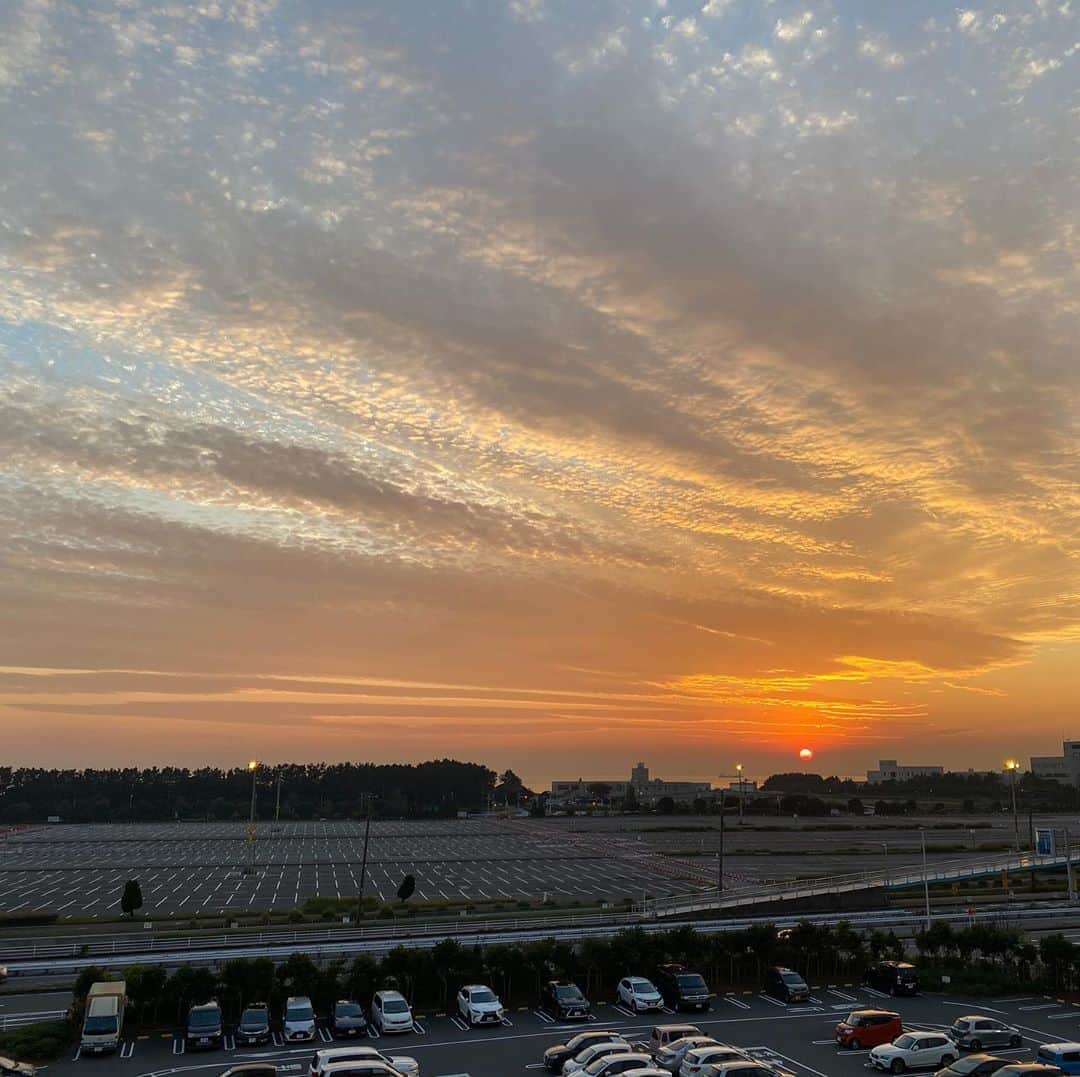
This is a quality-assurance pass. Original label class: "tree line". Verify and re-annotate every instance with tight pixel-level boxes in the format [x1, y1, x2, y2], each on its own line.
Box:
[0, 760, 496, 823]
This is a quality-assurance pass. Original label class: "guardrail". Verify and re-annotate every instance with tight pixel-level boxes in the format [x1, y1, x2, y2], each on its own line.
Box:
[0, 1009, 66, 1031]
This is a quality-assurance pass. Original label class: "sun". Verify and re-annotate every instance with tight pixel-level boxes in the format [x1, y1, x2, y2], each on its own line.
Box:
[799, 747, 814, 761]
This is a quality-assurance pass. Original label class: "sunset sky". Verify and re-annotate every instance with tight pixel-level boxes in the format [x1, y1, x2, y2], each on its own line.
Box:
[0, 0, 1076, 789]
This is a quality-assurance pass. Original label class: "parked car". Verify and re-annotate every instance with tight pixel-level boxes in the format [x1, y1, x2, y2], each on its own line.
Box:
[865, 961, 920, 996]
[563, 1040, 633, 1076]
[283, 997, 317, 1043]
[545, 1031, 626, 1073]
[457, 984, 505, 1026]
[651, 1036, 717, 1073]
[236, 1004, 272, 1046]
[186, 1000, 224, 1051]
[651, 1026, 702, 1053]
[328, 1000, 367, 1039]
[1037, 1045, 1080, 1074]
[218, 1066, 278, 1077]
[698, 1063, 778, 1077]
[622, 1071, 670, 1077]
[580, 1055, 656, 1077]
[993, 1068, 1063, 1077]
[763, 967, 809, 1003]
[617, 977, 664, 1013]
[0, 1057, 35, 1076]
[934, 1057, 1011, 1077]
[370, 991, 414, 1035]
[870, 1032, 956, 1073]
[678, 1046, 750, 1077]
[655, 966, 712, 1013]
[320, 1064, 406, 1077]
[541, 981, 592, 1020]
[948, 1017, 1023, 1052]
[308, 1046, 419, 1077]
[834, 1009, 902, 1050]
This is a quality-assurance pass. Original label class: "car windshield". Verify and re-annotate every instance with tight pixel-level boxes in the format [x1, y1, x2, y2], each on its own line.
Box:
[557, 985, 585, 999]
[383, 999, 410, 1013]
[286, 1003, 313, 1021]
[630, 979, 654, 992]
[83, 1015, 117, 1034]
[471, 989, 496, 1003]
[677, 975, 707, 990]
[781, 973, 804, 984]
[951, 1060, 988, 1075]
[894, 1035, 918, 1050]
[336, 1003, 363, 1017]
[241, 1009, 267, 1025]
[897, 969, 916, 980]
[189, 1009, 219, 1028]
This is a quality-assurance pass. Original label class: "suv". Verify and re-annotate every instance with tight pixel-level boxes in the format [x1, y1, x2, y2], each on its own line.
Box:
[236, 1003, 272, 1046]
[949, 1017, 1023, 1052]
[457, 984, 505, 1027]
[308, 1046, 419, 1077]
[540, 981, 592, 1021]
[655, 965, 711, 1012]
[283, 997, 317, 1043]
[835, 1009, 902, 1050]
[763, 967, 809, 1003]
[865, 960, 919, 996]
[329, 1000, 367, 1039]
[185, 1000, 224, 1051]
[616, 976, 664, 1013]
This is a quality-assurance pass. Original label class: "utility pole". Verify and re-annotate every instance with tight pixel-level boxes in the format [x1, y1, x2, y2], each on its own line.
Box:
[1005, 760, 1020, 852]
[1066, 827, 1075, 904]
[920, 827, 931, 931]
[356, 795, 374, 923]
[718, 803, 725, 893]
[736, 764, 745, 823]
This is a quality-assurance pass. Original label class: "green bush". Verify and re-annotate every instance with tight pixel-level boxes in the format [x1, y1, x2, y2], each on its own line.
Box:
[0, 1019, 72, 1061]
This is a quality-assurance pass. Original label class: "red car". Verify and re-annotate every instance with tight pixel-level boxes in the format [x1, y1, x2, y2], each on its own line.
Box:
[835, 1009, 903, 1050]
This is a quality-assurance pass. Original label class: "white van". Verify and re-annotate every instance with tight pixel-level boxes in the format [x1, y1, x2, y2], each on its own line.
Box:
[370, 991, 413, 1034]
[283, 996, 317, 1042]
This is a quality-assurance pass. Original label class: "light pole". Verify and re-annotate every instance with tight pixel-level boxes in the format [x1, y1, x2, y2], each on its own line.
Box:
[1005, 760, 1020, 852]
[356, 794, 374, 924]
[736, 764, 745, 823]
[247, 760, 259, 873]
[718, 801, 725, 893]
[920, 827, 931, 930]
[274, 770, 282, 824]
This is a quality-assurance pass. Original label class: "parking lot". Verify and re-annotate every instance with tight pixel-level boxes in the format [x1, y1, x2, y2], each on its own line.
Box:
[0, 820, 710, 917]
[36, 987, 1080, 1077]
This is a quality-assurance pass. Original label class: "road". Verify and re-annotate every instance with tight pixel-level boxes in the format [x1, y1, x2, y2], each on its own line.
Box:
[32, 986, 1080, 1077]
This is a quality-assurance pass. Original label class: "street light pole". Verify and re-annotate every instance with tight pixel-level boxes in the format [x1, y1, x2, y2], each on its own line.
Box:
[920, 827, 931, 930]
[736, 764, 745, 823]
[1005, 760, 1020, 852]
[275, 771, 282, 823]
[356, 794, 374, 923]
[718, 802, 725, 893]
[247, 760, 259, 873]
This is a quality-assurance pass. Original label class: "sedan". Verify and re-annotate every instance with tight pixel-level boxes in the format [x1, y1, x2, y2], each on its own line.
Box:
[544, 1032, 626, 1074]
[651, 1036, 717, 1073]
[617, 977, 664, 1013]
[870, 1032, 957, 1073]
[934, 1057, 1010, 1077]
[680, 1046, 751, 1077]
[564, 1041, 633, 1076]
[949, 1018, 1023, 1052]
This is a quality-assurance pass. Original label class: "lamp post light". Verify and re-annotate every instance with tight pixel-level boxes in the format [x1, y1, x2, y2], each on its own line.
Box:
[247, 760, 259, 873]
[920, 827, 931, 930]
[1005, 760, 1020, 852]
[736, 764, 745, 823]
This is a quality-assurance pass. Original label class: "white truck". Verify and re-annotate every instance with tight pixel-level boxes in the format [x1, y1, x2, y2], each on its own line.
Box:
[80, 980, 126, 1055]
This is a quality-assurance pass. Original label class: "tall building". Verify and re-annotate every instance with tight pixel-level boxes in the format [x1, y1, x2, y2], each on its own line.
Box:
[1031, 741, 1080, 785]
[866, 759, 945, 782]
[631, 762, 649, 788]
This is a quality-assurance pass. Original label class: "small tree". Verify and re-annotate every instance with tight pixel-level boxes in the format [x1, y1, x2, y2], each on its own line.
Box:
[397, 874, 416, 903]
[121, 878, 144, 919]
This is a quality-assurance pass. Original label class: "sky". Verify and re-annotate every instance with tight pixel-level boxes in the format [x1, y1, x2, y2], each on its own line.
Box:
[0, 0, 1077, 790]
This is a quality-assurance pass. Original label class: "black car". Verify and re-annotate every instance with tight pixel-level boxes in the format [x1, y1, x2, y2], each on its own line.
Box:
[539, 980, 592, 1021]
[865, 960, 919, 996]
[235, 1003, 271, 1046]
[185, 1000, 224, 1050]
[764, 966, 810, 1003]
[329, 999, 368, 1038]
[542, 1029, 623, 1073]
[655, 964, 712, 1012]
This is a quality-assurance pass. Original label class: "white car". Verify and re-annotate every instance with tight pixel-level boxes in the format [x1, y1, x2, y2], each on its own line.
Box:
[652, 1036, 718, 1073]
[869, 1032, 956, 1073]
[563, 1040, 632, 1075]
[679, 1046, 749, 1077]
[284, 996, 317, 1042]
[617, 976, 664, 1013]
[370, 991, 414, 1034]
[456, 984, 505, 1026]
[309, 1046, 420, 1077]
[699, 1064, 779, 1077]
[623, 1071, 671, 1077]
[579, 1054, 655, 1077]
[322, 1063, 403, 1077]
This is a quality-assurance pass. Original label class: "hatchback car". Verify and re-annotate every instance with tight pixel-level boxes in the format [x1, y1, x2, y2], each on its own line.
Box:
[993, 1067, 1063, 1077]
[563, 1040, 633, 1076]
[655, 965, 712, 1012]
[865, 961, 920, 996]
[580, 1055, 656, 1077]
[651, 1026, 703, 1053]
[949, 1017, 1023, 1052]
[678, 1045, 749, 1077]
[616, 977, 664, 1013]
[698, 1063, 778, 1077]
[283, 997, 317, 1043]
[544, 1031, 626, 1073]
[329, 1000, 367, 1039]
[236, 1004, 272, 1046]
[934, 1057, 1010, 1077]
[835, 1009, 902, 1050]
[870, 1032, 956, 1073]
[370, 991, 413, 1035]
[308, 1046, 420, 1077]
[763, 967, 809, 1003]
[540, 981, 592, 1021]
[457, 984, 505, 1026]
[219, 1067, 279, 1077]
[186, 1000, 224, 1051]
[651, 1036, 717, 1073]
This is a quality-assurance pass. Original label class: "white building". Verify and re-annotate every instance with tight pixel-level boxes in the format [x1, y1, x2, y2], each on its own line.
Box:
[549, 762, 712, 807]
[1031, 741, 1080, 785]
[866, 759, 944, 783]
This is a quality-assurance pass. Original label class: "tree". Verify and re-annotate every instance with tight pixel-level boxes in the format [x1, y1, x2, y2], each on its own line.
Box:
[397, 874, 416, 903]
[587, 783, 612, 804]
[656, 796, 676, 814]
[847, 797, 864, 815]
[121, 878, 143, 918]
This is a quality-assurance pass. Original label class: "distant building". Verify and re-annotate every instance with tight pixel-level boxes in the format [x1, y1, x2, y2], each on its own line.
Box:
[866, 759, 945, 783]
[549, 762, 711, 808]
[1031, 741, 1080, 785]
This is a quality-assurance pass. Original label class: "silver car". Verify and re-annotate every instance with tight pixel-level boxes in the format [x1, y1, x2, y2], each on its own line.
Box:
[948, 1017, 1023, 1052]
[652, 1037, 718, 1073]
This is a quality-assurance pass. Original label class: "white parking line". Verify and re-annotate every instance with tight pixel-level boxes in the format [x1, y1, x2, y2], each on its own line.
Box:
[723, 996, 751, 1010]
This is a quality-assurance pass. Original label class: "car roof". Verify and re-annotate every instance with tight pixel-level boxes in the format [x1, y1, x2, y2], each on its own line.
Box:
[654, 1024, 701, 1033]
[1041, 1042, 1080, 1050]
[375, 989, 405, 998]
[849, 1009, 900, 1017]
[286, 995, 312, 1004]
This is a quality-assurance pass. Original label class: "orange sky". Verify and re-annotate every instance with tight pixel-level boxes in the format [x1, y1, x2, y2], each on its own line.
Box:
[0, 0, 1076, 789]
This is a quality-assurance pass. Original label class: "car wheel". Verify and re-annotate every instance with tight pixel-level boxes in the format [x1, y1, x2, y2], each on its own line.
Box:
[849, 1038, 861, 1050]
[969, 1040, 982, 1051]
[940, 1055, 955, 1067]
[1009, 1035, 1022, 1047]
[890, 1060, 905, 1074]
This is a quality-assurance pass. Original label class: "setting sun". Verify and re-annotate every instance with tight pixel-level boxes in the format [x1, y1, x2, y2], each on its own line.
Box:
[799, 748, 814, 761]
